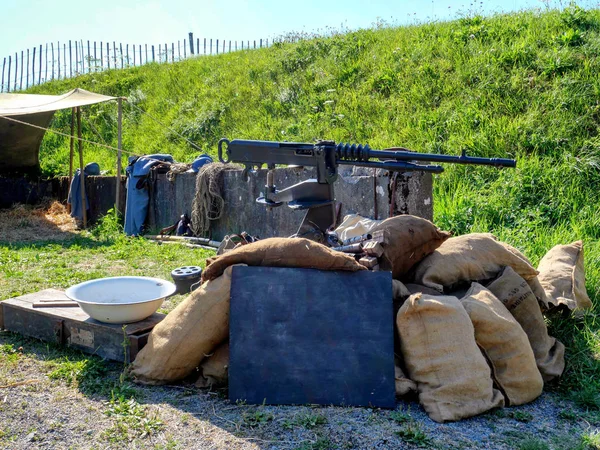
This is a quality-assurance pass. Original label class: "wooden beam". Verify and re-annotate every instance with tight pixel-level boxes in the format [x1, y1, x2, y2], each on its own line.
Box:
[116, 98, 123, 214]
[77, 107, 87, 228]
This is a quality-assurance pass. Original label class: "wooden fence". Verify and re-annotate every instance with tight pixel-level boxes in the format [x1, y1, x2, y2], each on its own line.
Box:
[0, 33, 273, 93]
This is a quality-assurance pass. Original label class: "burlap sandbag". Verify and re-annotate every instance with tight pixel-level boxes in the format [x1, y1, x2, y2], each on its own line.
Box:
[369, 215, 451, 279]
[392, 280, 411, 299]
[404, 283, 443, 296]
[397, 293, 504, 422]
[461, 283, 543, 406]
[412, 233, 539, 292]
[131, 265, 241, 384]
[487, 267, 565, 382]
[195, 341, 230, 388]
[537, 241, 592, 311]
[202, 238, 365, 283]
[394, 356, 417, 397]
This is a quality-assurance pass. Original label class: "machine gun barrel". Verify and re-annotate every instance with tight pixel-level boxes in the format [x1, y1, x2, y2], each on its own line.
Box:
[366, 148, 517, 168]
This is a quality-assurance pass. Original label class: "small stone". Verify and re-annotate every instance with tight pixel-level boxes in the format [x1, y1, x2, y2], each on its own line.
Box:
[26, 431, 36, 442]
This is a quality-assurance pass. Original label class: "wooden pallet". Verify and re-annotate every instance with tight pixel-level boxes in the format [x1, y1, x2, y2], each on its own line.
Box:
[0, 289, 164, 362]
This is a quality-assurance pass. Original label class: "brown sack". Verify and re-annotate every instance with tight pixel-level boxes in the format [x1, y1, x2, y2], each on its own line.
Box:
[394, 356, 417, 397]
[397, 293, 504, 422]
[404, 283, 443, 296]
[131, 265, 241, 384]
[412, 233, 539, 292]
[461, 283, 543, 406]
[202, 238, 365, 283]
[537, 241, 592, 311]
[392, 280, 411, 299]
[370, 215, 451, 279]
[195, 341, 230, 388]
[487, 267, 565, 382]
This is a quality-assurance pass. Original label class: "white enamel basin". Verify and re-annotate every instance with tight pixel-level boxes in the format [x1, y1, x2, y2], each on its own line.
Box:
[65, 276, 176, 324]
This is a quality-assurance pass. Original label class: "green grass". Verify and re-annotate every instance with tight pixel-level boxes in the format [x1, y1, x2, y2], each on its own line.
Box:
[2, 2, 600, 410]
[101, 393, 164, 443]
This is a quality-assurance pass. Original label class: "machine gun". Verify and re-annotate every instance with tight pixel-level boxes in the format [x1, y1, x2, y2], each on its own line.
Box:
[218, 138, 516, 240]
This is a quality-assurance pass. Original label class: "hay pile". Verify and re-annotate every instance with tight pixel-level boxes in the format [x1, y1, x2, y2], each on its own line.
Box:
[0, 201, 77, 242]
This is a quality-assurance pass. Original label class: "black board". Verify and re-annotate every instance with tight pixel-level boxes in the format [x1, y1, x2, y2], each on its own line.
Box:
[229, 266, 395, 408]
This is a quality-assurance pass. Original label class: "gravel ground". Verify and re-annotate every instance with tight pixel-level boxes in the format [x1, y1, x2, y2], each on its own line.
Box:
[0, 332, 594, 450]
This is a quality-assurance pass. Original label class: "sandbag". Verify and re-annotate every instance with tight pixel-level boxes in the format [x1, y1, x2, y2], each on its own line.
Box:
[202, 238, 365, 283]
[537, 241, 592, 311]
[487, 267, 565, 382]
[412, 233, 539, 292]
[195, 341, 230, 388]
[461, 283, 543, 406]
[370, 215, 451, 279]
[392, 280, 411, 299]
[131, 265, 240, 384]
[394, 356, 417, 397]
[397, 293, 504, 422]
[404, 283, 443, 296]
[334, 214, 382, 242]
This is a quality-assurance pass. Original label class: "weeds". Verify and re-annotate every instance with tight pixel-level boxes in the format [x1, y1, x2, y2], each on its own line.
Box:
[509, 410, 534, 423]
[102, 393, 164, 443]
[241, 409, 273, 428]
[395, 421, 431, 447]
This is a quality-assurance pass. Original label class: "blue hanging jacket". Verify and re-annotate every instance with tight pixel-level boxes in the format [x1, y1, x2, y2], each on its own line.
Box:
[124, 154, 174, 236]
[68, 162, 100, 221]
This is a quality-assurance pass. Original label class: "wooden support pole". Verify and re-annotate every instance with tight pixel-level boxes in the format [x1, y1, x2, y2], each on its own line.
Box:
[88, 40, 91, 73]
[107, 42, 110, 69]
[68, 108, 75, 212]
[120, 43, 124, 68]
[77, 107, 87, 228]
[44, 44, 47, 83]
[133, 43, 136, 66]
[57, 43, 61, 79]
[116, 98, 123, 214]
[51, 43, 55, 80]
[189, 32, 194, 55]
[19, 50, 23, 90]
[69, 40, 72, 77]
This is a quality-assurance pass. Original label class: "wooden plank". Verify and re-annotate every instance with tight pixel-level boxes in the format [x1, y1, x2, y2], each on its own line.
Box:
[19, 50, 23, 90]
[1, 289, 165, 362]
[44, 43, 47, 83]
[1, 57, 5, 93]
[7, 55, 10, 92]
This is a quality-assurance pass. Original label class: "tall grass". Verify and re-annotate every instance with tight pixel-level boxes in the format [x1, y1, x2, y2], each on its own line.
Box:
[23, 5, 600, 400]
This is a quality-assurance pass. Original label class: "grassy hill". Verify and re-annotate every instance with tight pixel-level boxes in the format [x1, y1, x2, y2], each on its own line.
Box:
[25, 5, 600, 398]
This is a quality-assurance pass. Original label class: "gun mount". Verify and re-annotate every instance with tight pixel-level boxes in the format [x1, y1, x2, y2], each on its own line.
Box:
[218, 138, 516, 241]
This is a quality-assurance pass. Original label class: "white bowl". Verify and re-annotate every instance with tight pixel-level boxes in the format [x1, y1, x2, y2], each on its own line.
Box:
[65, 276, 176, 324]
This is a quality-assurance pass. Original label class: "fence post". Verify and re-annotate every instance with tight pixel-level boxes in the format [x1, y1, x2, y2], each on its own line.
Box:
[100, 42, 103, 70]
[120, 43, 124, 68]
[75, 42, 78, 75]
[229, 41, 231, 52]
[210, 39, 212, 54]
[260, 39, 262, 48]
[189, 32, 194, 55]
[139, 44, 142, 65]
[145, 44, 148, 63]
[126, 44, 129, 67]
[44, 44, 47, 83]
[7, 56, 11, 92]
[87, 41, 91, 73]
[254, 40, 256, 49]
[216, 39, 219, 55]
[26, 48, 30, 88]
[107, 42, 110, 69]
[196, 38, 199, 56]
[94, 42, 97, 71]
[204, 38, 206, 55]
[69, 40, 73, 77]
[183, 39, 186, 58]
[51, 43, 55, 80]
[63, 43, 66, 78]
[133, 44, 136, 66]
[113, 42, 117, 67]
[58, 43, 61, 79]
[177, 41, 180, 61]
[1, 57, 5, 93]
[20, 50, 23, 90]
[164, 43, 167, 62]
[152, 45, 155, 62]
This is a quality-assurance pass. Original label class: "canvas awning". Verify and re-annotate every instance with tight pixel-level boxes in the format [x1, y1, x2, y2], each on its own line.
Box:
[0, 88, 117, 174]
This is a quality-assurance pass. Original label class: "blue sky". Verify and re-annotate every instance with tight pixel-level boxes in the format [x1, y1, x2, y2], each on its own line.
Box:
[0, 0, 559, 61]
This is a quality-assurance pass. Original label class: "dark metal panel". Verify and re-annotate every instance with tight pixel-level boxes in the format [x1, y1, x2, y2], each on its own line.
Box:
[229, 266, 395, 408]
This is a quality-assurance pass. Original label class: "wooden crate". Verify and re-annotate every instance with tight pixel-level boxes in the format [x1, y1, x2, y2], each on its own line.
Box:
[0, 289, 164, 362]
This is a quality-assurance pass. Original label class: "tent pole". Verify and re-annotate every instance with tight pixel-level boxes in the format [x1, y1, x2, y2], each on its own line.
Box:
[68, 107, 75, 213]
[77, 107, 87, 228]
[116, 97, 122, 214]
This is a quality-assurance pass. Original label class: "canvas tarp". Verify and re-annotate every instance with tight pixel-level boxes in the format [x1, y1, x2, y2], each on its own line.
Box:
[0, 89, 117, 174]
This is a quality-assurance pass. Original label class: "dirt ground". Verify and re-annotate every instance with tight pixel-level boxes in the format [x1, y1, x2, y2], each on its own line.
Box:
[0, 331, 594, 450]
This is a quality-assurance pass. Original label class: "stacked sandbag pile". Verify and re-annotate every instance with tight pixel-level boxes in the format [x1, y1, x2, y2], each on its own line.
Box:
[388, 225, 592, 422]
[131, 214, 592, 424]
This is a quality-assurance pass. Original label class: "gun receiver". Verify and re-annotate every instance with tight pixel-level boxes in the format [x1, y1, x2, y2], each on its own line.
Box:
[218, 138, 516, 241]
